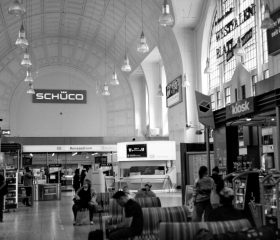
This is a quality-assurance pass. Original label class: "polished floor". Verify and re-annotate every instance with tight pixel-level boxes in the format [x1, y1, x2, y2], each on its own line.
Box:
[0, 191, 182, 240]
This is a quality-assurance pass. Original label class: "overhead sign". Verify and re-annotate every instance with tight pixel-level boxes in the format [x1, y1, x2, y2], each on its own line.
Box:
[2, 129, 11, 135]
[32, 89, 87, 104]
[195, 91, 215, 129]
[226, 97, 254, 120]
[166, 75, 183, 108]
[23, 145, 117, 153]
[127, 144, 147, 158]
[267, 9, 280, 55]
[117, 141, 176, 161]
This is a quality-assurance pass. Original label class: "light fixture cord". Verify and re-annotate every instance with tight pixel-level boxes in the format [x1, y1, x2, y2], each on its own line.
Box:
[124, 0, 127, 55]
[141, 0, 143, 32]
[104, 0, 106, 84]
[113, 0, 116, 71]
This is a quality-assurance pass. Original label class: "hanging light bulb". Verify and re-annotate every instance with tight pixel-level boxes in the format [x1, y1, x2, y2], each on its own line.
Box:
[101, 83, 110, 96]
[21, 50, 32, 68]
[137, 0, 149, 53]
[96, 82, 101, 95]
[15, 23, 29, 49]
[234, 37, 246, 57]
[8, 0, 26, 16]
[261, 4, 274, 29]
[204, 58, 211, 74]
[26, 83, 35, 94]
[137, 31, 149, 53]
[110, 70, 119, 85]
[121, 54, 131, 72]
[24, 69, 34, 83]
[156, 84, 164, 97]
[159, 0, 174, 27]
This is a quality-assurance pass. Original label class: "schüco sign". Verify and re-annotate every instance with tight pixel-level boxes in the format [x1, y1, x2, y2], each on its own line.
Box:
[226, 97, 254, 120]
[32, 89, 87, 104]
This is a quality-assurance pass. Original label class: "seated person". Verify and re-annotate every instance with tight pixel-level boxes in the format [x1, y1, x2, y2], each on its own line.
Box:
[122, 185, 134, 199]
[206, 186, 249, 222]
[72, 179, 97, 225]
[107, 191, 143, 240]
[135, 182, 156, 198]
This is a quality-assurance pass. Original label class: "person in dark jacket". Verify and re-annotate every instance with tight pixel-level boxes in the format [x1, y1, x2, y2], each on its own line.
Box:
[72, 179, 96, 225]
[73, 169, 80, 192]
[23, 167, 33, 206]
[80, 169, 87, 186]
[0, 174, 7, 222]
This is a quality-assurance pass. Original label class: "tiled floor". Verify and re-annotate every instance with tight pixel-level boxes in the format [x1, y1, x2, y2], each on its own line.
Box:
[0, 191, 182, 240]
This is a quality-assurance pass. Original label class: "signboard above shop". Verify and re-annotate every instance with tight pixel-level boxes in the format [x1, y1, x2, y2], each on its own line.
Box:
[23, 145, 117, 153]
[226, 97, 254, 120]
[32, 89, 87, 104]
[126, 144, 147, 158]
[117, 141, 176, 161]
[267, 8, 280, 55]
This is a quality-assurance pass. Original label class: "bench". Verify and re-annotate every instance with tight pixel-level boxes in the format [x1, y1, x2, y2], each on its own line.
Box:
[159, 219, 251, 240]
[134, 206, 190, 240]
[96, 192, 115, 212]
[109, 197, 162, 224]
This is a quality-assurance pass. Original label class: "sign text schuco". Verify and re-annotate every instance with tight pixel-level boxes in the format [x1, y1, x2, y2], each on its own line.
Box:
[32, 89, 87, 104]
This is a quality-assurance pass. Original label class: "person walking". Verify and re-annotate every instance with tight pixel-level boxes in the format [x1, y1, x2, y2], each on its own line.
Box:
[192, 166, 214, 221]
[0, 174, 7, 222]
[73, 169, 80, 193]
[23, 167, 33, 206]
[80, 169, 87, 187]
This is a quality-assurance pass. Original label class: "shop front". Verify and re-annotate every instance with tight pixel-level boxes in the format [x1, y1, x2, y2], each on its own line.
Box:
[116, 141, 176, 191]
[213, 73, 280, 174]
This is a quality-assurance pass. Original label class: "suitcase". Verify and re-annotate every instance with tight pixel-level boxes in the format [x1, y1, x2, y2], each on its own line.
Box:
[76, 209, 88, 225]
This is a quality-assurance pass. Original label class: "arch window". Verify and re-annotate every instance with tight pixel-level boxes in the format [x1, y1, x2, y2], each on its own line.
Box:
[208, 0, 268, 91]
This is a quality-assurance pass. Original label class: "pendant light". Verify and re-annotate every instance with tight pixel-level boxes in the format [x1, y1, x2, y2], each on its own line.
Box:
[156, 84, 164, 97]
[110, 0, 119, 86]
[15, 23, 28, 49]
[137, 0, 149, 53]
[24, 69, 34, 83]
[204, 58, 211, 74]
[101, 83, 110, 96]
[159, 0, 174, 27]
[26, 83, 35, 94]
[261, 4, 274, 29]
[96, 82, 101, 95]
[234, 37, 246, 57]
[21, 49, 32, 67]
[121, 0, 131, 72]
[8, 0, 26, 16]
[102, 0, 110, 97]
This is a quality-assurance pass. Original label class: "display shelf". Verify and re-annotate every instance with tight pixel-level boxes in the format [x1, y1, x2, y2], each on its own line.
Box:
[4, 169, 18, 211]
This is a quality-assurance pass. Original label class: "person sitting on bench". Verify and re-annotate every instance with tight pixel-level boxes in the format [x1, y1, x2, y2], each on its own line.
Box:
[107, 191, 143, 240]
[72, 179, 97, 225]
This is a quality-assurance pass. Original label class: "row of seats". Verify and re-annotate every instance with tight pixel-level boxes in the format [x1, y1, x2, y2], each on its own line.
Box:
[95, 192, 252, 240]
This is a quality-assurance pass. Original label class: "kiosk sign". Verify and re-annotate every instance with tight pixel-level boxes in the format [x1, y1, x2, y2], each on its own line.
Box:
[226, 97, 254, 119]
[126, 144, 147, 158]
[33, 89, 87, 104]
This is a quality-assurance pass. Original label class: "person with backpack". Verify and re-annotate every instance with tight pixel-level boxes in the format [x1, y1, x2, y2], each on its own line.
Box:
[0, 173, 8, 222]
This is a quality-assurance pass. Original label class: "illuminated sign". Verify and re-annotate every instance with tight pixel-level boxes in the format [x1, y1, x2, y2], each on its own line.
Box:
[32, 89, 87, 104]
[126, 144, 147, 158]
[226, 97, 254, 119]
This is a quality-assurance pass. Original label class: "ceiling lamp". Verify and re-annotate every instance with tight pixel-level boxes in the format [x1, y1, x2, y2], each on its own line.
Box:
[156, 84, 164, 97]
[121, 0, 131, 72]
[24, 69, 34, 83]
[110, 70, 119, 85]
[101, 83, 110, 96]
[8, 0, 26, 16]
[121, 54, 131, 72]
[159, 0, 174, 27]
[15, 23, 28, 49]
[137, 32, 149, 53]
[26, 83, 35, 94]
[234, 37, 246, 57]
[137, 0, 149, 53]
[21, 50, 32, 68]
[261, 4, 274, 29]
[204, 58, 211, 74]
